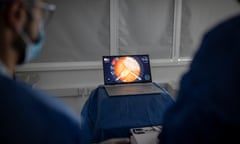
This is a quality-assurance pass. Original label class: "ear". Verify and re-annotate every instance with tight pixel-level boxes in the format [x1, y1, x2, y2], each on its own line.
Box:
[7, 0, 26, 32]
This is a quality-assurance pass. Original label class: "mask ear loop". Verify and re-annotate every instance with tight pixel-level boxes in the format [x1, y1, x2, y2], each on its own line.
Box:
[18, 2, 55, 63]
[23, 1, 52, 39]
[17, 10, 41, 63]
[19, 2, 34, 45]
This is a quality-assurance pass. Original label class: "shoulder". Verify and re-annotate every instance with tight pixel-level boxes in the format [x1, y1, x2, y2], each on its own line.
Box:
[204, 14, 240, 42]
[0, 75, 81, 142]
[10, 76, 79, 121]
[190, 14, 240, 70]
[181, 14, 240, 109]
[175, 14, 240, 105]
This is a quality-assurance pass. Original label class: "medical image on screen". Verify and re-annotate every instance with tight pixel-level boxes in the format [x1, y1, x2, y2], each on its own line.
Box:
[103, 55, 152, 84]
[113, 56, 141, 82]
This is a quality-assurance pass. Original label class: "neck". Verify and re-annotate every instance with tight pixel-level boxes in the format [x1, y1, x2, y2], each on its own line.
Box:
[0, 47, 17, 78]
[0, 29, 18, 78]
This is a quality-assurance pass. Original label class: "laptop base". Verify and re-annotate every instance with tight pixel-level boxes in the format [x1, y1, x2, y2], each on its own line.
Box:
[104, 83, 162, 96]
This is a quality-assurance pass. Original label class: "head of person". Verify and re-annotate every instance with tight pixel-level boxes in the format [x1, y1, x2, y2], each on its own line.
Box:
[0, 0, 55, 70]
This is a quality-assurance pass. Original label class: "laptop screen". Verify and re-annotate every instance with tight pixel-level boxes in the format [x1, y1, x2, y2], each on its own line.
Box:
[102, 54, 153, 85]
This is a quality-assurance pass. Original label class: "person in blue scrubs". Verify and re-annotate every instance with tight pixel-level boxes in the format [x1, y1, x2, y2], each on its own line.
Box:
[159, 1, 240, 144]
[0, 0, 81, 143]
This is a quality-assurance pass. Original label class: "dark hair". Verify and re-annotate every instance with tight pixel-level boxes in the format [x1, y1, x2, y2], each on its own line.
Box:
[0, 0, 13, 13]
[0, 0, 13, 5]
[0, 0, 27, 64]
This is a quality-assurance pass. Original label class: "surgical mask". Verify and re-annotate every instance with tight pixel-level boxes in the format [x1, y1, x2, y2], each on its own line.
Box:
[19, 27, 45, 63]
[16, 2, 55, 64]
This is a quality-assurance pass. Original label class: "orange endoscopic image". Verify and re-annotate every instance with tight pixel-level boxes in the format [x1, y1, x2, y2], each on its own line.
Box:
[113, 56, 141, 82]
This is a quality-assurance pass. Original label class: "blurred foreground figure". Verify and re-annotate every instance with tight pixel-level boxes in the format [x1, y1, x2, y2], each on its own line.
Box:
[0, 0, 82, 143]
[159, 2, 240, 144]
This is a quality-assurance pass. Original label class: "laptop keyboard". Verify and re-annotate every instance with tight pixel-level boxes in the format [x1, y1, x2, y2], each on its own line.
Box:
[104, 83, 162, 96]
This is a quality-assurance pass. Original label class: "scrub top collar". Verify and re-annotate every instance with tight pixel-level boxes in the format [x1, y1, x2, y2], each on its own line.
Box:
[0, 61, 11, 78]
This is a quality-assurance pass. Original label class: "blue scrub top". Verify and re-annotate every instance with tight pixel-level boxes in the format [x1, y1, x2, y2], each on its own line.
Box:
[0, 63, 82, 144]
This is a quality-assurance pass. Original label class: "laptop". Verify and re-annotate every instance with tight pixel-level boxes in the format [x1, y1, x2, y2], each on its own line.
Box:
[102, 54, 162, 96]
